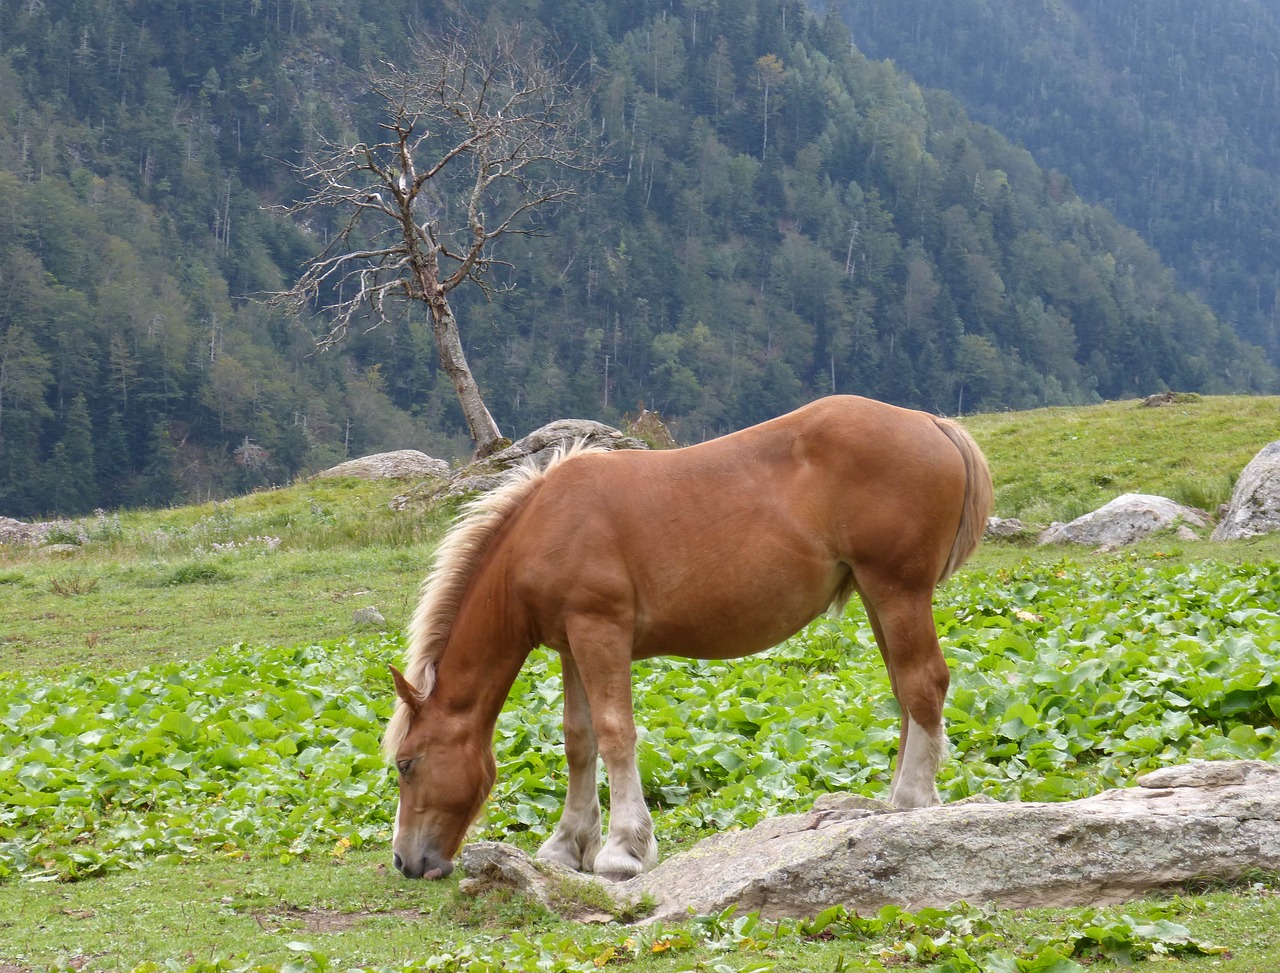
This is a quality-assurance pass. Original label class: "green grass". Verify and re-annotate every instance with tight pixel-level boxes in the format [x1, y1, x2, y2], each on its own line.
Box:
[4, 398, 1280, 972]
[0, 478, 454, 674]
[4, 849, 1277, 972]
[4, 853, 1278, 972]
[964, 394, 1280, 522]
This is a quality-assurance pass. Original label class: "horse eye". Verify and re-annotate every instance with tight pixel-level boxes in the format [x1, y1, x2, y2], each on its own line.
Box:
[396, 758, 413, 776]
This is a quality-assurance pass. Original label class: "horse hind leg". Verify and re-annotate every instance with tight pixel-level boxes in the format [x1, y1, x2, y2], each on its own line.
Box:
[862, 591, 950, 808]
[536, 652, 603, 871]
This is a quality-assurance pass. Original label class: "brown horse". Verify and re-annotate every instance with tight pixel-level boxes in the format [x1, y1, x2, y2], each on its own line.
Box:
[384, 395, 993, 880]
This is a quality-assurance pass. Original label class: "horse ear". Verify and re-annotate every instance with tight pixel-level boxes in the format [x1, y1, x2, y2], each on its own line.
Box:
[389, 665, 423, 714]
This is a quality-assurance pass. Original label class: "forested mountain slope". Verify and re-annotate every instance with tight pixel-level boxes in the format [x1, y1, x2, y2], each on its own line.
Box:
[824, 0, 1280, 363]
[0, 0, 1273, 517]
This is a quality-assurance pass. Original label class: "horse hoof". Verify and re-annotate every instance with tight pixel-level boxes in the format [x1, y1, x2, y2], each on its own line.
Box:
[591, 850, 646, 882]
[593, 867, 640, 883]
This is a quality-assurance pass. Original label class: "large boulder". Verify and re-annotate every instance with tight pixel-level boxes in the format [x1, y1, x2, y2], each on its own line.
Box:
[484, 419, 647, 469]
[1038, 493, 1209, 547]
[459, 760, 1280, 923]
[402, 419, 648, 504]
[1212, 441, 1280, 541]
[315, 449, 450, 481]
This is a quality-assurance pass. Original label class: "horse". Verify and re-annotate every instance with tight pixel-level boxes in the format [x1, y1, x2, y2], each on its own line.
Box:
[384, 394, 993, 881]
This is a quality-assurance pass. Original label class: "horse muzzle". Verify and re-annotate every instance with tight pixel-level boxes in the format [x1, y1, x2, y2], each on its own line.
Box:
[393, 850, 455, 880]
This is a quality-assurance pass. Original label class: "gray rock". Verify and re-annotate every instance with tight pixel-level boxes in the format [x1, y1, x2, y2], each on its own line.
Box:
[488, 419, 646, 468]
[459, 760, 1280, 923]
[352, 606, 386, 628]
[315, 449, 450, 481]
[403, 419, 648, 504]
[985, 516, 1027, 539]
[459, 842, 614, 922]
[1212, 441, 1280, 540]
[1038, 493, 1209, 547]
[0, 517, 77, 546]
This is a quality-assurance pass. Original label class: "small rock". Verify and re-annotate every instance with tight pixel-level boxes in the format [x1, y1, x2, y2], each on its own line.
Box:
[985, 516, 1026, 539]
[0, 516, 75, 546]
[353, 606, 386, 628]
[460, 842, 617, 922]
[412, 419, 649, 502]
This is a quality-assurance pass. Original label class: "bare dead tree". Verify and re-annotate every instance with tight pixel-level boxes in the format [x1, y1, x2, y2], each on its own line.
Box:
[270, 23, 600, 456]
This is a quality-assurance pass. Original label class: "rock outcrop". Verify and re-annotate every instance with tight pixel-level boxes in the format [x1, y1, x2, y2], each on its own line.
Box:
[460, 760, 1280, 923]
[1212, 441, 1280, 541]
[0, 517, 77, 546]
[396, 419, 647, 505]
[315, 449, 450, 481]
[1038, 493, 1209, 547]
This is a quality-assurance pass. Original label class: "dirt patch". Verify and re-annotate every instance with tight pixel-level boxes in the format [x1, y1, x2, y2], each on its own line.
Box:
[262, 906, 424, 934]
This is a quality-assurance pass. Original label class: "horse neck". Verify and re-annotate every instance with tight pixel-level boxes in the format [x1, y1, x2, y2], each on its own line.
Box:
[430, 567, 533, 734]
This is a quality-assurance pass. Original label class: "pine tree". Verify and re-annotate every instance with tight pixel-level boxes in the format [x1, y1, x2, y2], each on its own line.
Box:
[138, 421, 181, 508]
[47, 394, 98, 515]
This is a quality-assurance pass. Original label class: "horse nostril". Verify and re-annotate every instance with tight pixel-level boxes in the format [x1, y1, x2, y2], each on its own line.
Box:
[393, 852, 405, 873]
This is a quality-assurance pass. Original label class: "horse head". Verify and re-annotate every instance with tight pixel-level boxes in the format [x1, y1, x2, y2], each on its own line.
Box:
[388, 665, 495, 879]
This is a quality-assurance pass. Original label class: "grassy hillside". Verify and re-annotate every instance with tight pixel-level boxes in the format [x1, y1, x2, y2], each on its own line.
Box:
[2, 395, 1279, 674]
[967, 394, 1280, 522]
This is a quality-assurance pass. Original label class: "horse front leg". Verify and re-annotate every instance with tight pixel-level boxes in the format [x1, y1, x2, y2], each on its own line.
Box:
[564, 616, 657, 882]
[536, 652, 602, 872]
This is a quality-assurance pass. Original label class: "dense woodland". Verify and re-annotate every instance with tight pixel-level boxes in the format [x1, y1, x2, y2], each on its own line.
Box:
[828, 0, 1280, 364]
[0, 0, 1274, 517]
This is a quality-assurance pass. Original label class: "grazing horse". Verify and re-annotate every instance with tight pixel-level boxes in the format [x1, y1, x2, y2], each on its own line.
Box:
[384, 395, 993, 881]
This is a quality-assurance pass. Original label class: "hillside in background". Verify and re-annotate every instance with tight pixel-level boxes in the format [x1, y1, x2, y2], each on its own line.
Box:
[0, 0, 1275, 518]
[824, 0, 1280, 364]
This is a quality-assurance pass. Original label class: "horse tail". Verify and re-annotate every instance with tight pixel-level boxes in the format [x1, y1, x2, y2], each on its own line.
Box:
[932, 417, 994, 584]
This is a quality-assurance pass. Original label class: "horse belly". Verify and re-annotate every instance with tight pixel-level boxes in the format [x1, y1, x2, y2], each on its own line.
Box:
[629, 547, 846, 661]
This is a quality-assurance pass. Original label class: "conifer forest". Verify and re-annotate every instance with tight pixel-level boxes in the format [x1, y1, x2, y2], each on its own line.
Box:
[0, 0, 1276, 516]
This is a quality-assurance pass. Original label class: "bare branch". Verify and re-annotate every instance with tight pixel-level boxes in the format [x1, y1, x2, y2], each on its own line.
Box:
[265, 17, 603, 452]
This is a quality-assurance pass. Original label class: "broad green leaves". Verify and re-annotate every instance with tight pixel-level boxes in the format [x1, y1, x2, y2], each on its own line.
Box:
[3, 556, 1279, 887]
[0, 638, 398, 881]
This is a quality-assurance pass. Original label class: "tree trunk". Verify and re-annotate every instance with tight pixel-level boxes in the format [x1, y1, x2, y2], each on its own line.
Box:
[424, 288, 505, 457]
[405, 234, 506, 457]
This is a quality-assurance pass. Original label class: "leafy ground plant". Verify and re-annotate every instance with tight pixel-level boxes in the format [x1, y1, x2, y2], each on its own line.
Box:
[3, 554, 1280, 970]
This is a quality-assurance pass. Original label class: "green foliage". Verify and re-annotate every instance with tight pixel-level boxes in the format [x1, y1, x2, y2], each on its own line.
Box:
[0, 636, 397, 882]
[4, 557, 1280, 888]
[157, 560, 237, 586]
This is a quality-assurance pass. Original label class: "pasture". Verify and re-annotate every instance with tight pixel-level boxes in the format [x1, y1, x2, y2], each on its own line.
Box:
[2, 396, 1280, 972]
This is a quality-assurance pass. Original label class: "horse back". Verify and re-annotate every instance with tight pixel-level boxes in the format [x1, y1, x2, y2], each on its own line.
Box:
[506, 396, 988, 660]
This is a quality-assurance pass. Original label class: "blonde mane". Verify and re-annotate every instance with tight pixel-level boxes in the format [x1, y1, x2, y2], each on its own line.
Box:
[383, 441, 600, 757]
